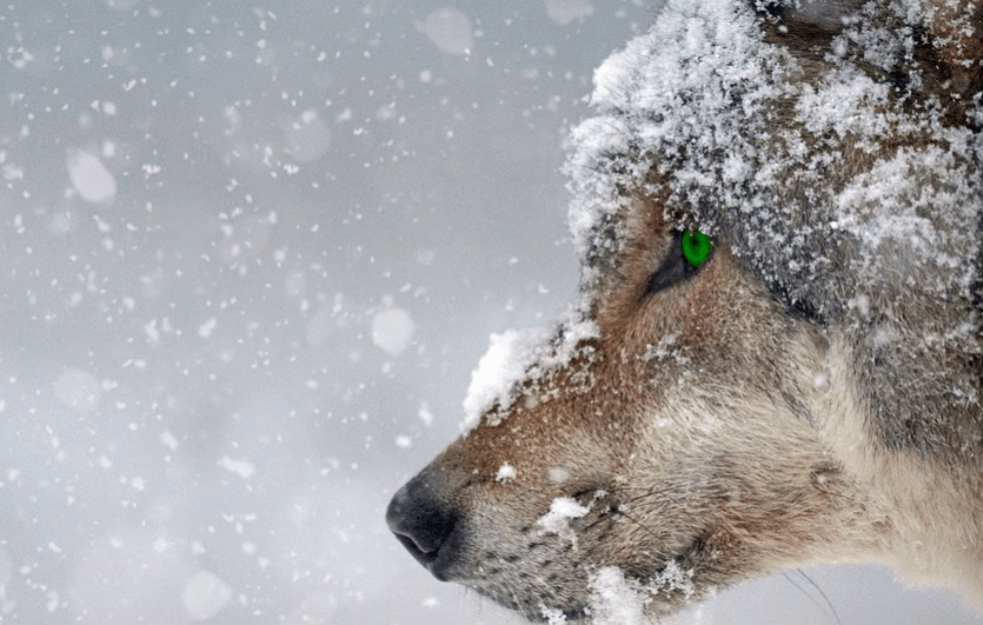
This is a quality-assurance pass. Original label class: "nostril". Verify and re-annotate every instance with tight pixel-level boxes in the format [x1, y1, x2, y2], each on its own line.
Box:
[393, 530, 443, 564]
[386, 471, 458, 575]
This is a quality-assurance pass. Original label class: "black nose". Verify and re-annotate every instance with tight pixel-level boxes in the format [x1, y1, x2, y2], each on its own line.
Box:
[386, 468, 459, 580]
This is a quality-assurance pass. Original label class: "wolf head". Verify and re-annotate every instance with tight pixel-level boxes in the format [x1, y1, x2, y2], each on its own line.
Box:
[388, 0, 983, 621]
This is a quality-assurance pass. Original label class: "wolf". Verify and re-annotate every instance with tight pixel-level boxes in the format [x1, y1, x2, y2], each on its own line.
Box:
[387, 0, 983, 621]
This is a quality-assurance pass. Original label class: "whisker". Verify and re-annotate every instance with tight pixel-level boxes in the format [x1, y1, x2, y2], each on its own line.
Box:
[782, 569, 841, 625]
[580, 483, 692, 534]
[608, 506, 665, 543]
[611, 484, 690, 508]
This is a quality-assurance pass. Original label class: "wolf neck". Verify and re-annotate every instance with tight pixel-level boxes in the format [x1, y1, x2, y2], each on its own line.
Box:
[816, 334, 983, 605]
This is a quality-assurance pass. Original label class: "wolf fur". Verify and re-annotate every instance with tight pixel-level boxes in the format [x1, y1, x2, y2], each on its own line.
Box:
[388, 0, 983, 621]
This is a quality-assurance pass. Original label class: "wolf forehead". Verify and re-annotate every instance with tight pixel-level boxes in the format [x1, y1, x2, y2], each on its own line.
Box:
[566, 0, 983, 328]
[559, 0, 983, 459]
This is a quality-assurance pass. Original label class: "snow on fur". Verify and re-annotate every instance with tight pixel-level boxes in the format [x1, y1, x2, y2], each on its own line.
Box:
[463, 313, 598, 428]
[565, 0, 981, 322]
[560, 0, 982, 456]
[468, 0, 982, 433]
[586, 563, 696, 625]
[536, 494, 599, 552]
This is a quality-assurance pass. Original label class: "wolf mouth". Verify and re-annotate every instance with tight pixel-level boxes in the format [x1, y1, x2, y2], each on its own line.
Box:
[472, 533, 707, 621]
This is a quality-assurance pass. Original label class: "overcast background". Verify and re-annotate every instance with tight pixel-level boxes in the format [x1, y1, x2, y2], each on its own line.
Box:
[0, 1, 981, 623]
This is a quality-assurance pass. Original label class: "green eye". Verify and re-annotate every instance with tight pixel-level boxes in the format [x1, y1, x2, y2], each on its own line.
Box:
[681, 230, 712, 267]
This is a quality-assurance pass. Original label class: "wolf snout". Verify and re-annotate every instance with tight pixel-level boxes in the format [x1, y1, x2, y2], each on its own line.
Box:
[387, 469, 461, 581]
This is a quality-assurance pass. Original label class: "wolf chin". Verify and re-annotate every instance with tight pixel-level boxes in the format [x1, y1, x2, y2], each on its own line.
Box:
[387, 0, 983, 621]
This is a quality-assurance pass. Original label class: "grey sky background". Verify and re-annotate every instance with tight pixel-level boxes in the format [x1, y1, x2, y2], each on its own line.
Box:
[0, 1, 980, 623]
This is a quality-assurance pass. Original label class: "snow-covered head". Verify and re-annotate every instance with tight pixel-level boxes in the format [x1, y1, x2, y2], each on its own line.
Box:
[389, 0, 983, 621]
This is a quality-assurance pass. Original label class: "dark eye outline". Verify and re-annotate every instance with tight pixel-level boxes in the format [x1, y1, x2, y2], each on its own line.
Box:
[648, 230, 714, 294]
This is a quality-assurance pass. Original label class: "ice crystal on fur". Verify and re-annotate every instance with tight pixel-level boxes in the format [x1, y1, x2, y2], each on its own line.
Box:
[541, 605, 568, 624]
[495, 462, 517, 483]
[585, 563, 697, 624]
[538, 498, 589, 551]
[640, 333, 688, 365]
[650, 561, 696, 600]
[586, 567, 652, 625]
